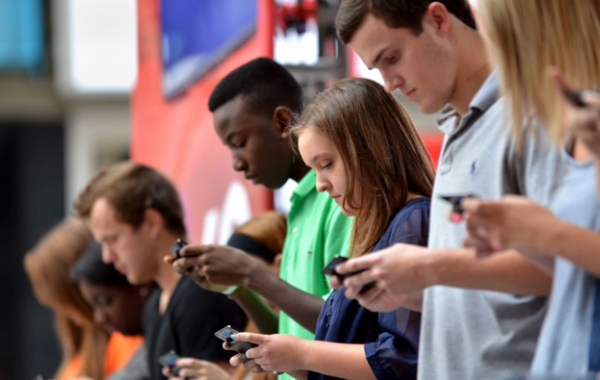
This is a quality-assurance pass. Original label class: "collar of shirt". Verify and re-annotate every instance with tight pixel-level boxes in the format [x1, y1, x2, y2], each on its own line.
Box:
[291, 170, 317, 201]
[435, 71, 501, 136]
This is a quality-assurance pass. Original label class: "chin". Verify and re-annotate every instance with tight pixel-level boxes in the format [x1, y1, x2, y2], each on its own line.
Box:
[418, 99, 446, 115]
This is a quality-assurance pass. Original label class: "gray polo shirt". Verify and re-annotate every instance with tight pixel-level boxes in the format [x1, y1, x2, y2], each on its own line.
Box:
[418, 72, 565, 380]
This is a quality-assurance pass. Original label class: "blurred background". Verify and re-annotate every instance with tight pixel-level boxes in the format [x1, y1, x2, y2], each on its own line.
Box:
[0, 0, 441, 378]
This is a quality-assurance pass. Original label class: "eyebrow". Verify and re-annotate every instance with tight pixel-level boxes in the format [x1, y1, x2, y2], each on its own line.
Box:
[309, 153, 328, 165]
[225, 131, 241, 145]
[369, 46, 391, 70]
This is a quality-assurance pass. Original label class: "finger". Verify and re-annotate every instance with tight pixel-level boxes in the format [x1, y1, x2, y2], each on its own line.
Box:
[359, 289, 394, 312]
[162, 366, 172, 376]
[336, 253, 379, 274]
[164, 255, 177, 265]
[343, 268, 377, 290]
[175, 358, 199, 368]
[330, 275, 342, 289]
[243, 358, 260, 371]
[355, 285, 384, 306]
[460, 198, 482, 213]
[343, 282, 361, 300]
[234, 332, 265, 345]
[230, 353, 244, 367]
[180, 244, 211, 258]
[548, 66, 575, 94]
[581, 91, 600, 109]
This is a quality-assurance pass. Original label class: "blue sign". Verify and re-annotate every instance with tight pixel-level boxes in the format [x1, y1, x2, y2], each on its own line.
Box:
[0, 0, 44, 72]
[161, 0, 258, 99]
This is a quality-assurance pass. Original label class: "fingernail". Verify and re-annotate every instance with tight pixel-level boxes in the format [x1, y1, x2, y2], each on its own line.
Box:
[242, 354, 247, 360]
[451, 213, 463, 223]
[229, 334, 236, 340]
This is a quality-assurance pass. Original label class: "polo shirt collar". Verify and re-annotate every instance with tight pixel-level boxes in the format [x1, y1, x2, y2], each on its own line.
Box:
[435, 71, 501, 136]
[291, 170, 316, 200]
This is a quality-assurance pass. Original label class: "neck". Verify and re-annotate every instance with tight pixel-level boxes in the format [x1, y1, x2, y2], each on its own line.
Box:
[449, 27, 492, 116]
[153, 232, 183, 296]
[290, 161, 311, 183]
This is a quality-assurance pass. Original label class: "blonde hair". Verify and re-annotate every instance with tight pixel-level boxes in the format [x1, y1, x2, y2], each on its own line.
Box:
[479, 0, 600, 143]
[24, 219, 108, 380]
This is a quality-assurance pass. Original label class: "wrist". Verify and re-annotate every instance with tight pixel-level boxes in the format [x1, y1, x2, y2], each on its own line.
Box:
[419, 249, 446, 287]
[243, 259, 267, 290]
[536, 217, 569, 256]
[295, 338, 312, 370]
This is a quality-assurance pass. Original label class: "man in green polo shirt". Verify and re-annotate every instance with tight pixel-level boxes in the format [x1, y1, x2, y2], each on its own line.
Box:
[167, 58, 352, 375]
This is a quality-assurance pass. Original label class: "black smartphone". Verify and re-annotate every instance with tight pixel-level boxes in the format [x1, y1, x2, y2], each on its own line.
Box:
[322, 255, 376, 294]
[214, 325, 258, 354]
[170, 238, 188, 259]
[158, 350, 181, 377]
[438, 194, 477, 215]
[563, 90, 587, 108]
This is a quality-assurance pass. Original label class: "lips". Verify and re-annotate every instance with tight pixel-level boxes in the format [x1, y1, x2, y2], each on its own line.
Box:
[245, 173, 260, 184]
[404, 89, 416, 99]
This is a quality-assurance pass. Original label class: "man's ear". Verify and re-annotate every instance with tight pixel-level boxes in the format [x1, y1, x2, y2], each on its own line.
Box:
[425, 2, 452, 36]
[143, 208, 164, 239]
[272, 106, 294, 139]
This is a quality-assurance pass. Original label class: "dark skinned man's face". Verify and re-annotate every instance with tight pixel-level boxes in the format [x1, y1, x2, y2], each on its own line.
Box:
[213, 95, 296, 190]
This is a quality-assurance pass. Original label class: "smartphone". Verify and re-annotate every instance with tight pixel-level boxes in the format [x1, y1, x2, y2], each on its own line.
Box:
[322, 255, 376, 294]
[170, 238, 188, 259]
[438, 194, 477, 215]
[563, 90, 587, 108]
[214, 325, 258, 354]
[158, 350, 181, 377]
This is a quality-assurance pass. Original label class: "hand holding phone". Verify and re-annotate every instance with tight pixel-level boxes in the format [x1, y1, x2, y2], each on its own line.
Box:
[214, 325, 258, 354]
[170, 238, 188, 259]
[322, 255, 376, 294]
[158, 350, 181, 377]
[439, 194, 477, 222]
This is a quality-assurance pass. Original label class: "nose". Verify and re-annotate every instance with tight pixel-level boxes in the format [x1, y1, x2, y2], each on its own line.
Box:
[315, 173, 330, 193]
[93, 308, 108, 326]
[383, 74, 404, 93]
[232, 153, 248, 173]
[101, 244, 115, 264]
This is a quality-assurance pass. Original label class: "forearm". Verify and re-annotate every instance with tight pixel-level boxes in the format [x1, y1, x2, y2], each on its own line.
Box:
[246, 266, 324, 333]
[596, 158, 600, 199]
[229, 286, 278, 334]
[543, 220, 600, 277]
[299, 341, 376, 380]
[427, 248, 552, 295]
[288, 370, 309, 380]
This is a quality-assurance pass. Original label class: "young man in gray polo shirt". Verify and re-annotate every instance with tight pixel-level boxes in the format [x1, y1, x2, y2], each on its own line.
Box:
[331, 1, 565, 379]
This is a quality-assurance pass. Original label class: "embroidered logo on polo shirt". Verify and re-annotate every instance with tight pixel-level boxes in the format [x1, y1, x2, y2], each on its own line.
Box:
[470, 161, 477, 175]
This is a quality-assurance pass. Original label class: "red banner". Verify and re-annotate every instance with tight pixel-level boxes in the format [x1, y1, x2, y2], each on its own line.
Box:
[133, 0, 275, 244]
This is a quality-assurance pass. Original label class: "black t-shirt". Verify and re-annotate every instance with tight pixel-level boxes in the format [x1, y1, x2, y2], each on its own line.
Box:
[143, 276, 247, 380]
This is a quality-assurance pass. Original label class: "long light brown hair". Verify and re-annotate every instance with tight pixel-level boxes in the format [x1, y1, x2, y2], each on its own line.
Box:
[479, 0, 600, 142]
[24, 219, 108, 380]
[292, 78, 434, 256]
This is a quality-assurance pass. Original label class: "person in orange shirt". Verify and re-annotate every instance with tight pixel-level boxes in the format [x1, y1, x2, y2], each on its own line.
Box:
[25, 219, 148, 380]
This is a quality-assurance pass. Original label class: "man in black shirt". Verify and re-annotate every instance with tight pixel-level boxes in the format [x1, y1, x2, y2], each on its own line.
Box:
[74, 162, 247, 380]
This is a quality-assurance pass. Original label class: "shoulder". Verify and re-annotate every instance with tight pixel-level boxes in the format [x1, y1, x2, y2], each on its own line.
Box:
[377, 198, 431, 249]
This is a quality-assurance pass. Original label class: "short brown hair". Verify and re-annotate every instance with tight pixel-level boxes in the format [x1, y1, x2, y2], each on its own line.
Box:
[74, 162, 186, 236]
[292, 78, 435, 256]
[336, 0, 476, 44]
[235, 211, 287, 258]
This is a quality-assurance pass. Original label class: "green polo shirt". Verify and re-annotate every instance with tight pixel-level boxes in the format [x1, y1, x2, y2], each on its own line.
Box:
[278, 170, 353, 343]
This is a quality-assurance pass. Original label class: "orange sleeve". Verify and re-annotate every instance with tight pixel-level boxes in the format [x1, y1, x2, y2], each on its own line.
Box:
[59, 355, 82, 380]
[103, 332, 144, 376]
